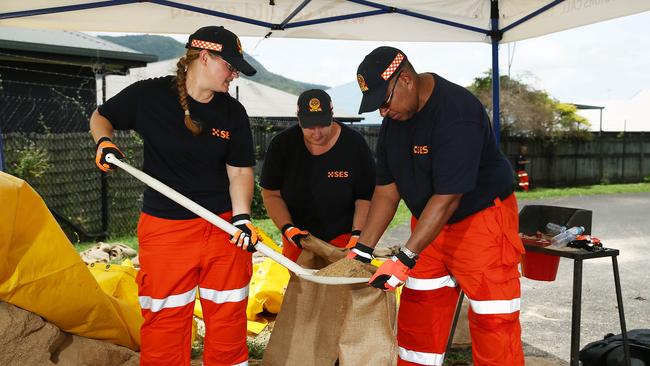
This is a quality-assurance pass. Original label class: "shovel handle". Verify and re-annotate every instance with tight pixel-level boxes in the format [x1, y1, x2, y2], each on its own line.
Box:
[105, 154, 312, 276]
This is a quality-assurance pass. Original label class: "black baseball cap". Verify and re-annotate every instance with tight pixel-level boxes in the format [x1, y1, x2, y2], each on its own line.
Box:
[356, 46, 407, 114]
[297, 89, 333, 128]
[186, 26, 256, 76]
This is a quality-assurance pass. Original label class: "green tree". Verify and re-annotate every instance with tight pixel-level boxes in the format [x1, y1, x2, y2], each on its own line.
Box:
[468, 71, 591, 140]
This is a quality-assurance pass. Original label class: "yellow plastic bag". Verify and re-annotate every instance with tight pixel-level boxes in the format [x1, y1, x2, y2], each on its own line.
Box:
[229, 228, 290, 334]
[245, 258, 290, 334]
[247, 258, 289, 318]
[87, 262, 144, 337]
[0, 172, 140, 350]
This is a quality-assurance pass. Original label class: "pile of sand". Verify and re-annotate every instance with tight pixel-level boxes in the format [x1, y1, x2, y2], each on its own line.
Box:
[0, 301, 139, 366]
[315, 258, 375, 278]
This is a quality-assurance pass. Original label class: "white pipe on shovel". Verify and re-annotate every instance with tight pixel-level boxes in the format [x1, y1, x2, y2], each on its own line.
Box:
[105, 154, 368, 285]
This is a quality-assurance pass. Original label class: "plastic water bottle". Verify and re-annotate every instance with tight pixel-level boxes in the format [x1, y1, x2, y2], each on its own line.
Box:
[545, 222, 567, 235]
[550, 226, 585, 248]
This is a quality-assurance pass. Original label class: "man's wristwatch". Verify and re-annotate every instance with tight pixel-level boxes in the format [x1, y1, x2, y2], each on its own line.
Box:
[400, 247, 419, 260]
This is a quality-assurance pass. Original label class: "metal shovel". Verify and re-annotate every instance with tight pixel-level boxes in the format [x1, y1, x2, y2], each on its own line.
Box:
[105, 154, 368, 285]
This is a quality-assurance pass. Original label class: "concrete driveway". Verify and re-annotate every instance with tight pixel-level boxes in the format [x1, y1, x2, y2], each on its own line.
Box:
[378, 192, 650, 364]
[519, 192, 650, 363]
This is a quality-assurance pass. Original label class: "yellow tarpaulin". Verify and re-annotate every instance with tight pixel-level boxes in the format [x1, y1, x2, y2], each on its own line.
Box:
[0, 172, 385, 345]
[0, 172, 141, 350]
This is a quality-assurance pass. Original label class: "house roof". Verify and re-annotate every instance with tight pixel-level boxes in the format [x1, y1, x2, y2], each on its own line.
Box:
[577, 89, 650, 132]
[105, 59, 359, 120]
[0, 27, 156, 70]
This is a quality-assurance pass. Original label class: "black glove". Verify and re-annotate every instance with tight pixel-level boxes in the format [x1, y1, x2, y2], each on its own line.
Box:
[95, 137, 125, 172]
[230, 214, 258, 252]
[346, 242, 374, 264]
[282, 224, 309, 249]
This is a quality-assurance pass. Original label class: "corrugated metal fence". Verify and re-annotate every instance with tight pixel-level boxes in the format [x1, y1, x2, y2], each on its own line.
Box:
[502, 133, 650, 187]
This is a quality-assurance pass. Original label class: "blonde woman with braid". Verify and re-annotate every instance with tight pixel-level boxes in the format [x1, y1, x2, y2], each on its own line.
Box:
[90, 26, 258, 366]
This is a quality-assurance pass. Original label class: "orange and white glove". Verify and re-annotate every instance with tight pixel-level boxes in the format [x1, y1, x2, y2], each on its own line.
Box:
[345, 230, 361, 249]
[230, 214, 258, 252]
[95, 137, 125, 172]
[369, 249, 417, 291]
[282, 224, 308, 249]
[346, 242, 374, 264]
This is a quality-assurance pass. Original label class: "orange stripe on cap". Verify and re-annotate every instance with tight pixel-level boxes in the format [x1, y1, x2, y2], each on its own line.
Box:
[381, 52, 404, 80]
[191, 39, 223, 52]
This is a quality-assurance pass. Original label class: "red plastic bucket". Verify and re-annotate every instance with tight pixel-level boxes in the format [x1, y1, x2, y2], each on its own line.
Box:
[521, 238, 560, 281]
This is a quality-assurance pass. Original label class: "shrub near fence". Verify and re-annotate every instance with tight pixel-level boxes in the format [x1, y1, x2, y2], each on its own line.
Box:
[2, 124, 650, 240]
[3, 131, 144, 239]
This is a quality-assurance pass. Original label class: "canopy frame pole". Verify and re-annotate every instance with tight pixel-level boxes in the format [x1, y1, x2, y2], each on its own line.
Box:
[348, 0, 488, 34]
[278, 0, 311, 29]
[149, 0, 274, 28]
[284, 10, 387, 28]
[502, 0, 566, 33]
[491, 0, 502, 145]
[0, 0, 137, 20]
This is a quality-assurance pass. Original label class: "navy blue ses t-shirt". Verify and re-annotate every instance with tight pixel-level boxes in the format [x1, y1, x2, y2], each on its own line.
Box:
[260, 122, 375, 241]
[98, 76, 256, 219]
[376, 73, 513, 223]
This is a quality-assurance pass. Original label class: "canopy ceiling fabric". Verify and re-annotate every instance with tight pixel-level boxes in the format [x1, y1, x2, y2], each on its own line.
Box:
[1, 1, 649, 43]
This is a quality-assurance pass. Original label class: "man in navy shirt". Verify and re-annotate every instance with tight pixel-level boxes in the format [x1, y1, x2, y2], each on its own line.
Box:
[347, 47, 525, 366]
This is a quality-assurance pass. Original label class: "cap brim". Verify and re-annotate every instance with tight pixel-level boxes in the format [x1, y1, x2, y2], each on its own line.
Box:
[358, 81, 389, 114]
[298, 113, 333, 128]
[227, 57, 256, 76]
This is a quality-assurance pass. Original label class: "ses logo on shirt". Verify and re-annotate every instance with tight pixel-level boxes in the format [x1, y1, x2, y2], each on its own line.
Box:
[327, 171, 349, 178]
[211, 128, 230, 140]
[413, 145, 429, 155]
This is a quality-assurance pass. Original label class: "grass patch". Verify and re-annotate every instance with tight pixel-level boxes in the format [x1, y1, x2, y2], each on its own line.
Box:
[253, 200, 412, 245]
[254, 219, 282, 244]
[515, 182, 650, 200]
[247, 337, 266, 360]
[388, 200, 411, 230]
[74, 183, 650, 252]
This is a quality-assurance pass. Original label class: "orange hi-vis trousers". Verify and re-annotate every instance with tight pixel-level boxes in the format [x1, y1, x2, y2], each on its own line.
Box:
[398, 194, 525, 366]
[137, 212, 252, 366]
[517, 170, 529, 192]
[282, 232, 351, 262]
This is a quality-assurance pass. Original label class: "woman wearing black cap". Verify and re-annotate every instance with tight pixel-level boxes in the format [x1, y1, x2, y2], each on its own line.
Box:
[260, 89, 387, 365]
[90, 26, 258, 366]
[260, 89, 375, 263]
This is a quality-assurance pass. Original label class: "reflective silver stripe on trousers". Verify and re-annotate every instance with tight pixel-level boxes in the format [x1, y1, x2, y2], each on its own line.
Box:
[199, 285, 249, 304]
[399, 346, 444, 365]
[404, 275, 457, 290]
[468, 297, 521, 314]
[139, 287, 196, 313]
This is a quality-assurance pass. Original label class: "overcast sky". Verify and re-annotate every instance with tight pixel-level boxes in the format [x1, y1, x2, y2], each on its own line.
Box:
[220, 10, 649, 105]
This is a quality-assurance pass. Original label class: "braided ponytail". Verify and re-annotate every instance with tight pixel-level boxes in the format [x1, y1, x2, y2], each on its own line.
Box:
[176, 50, 202, 136]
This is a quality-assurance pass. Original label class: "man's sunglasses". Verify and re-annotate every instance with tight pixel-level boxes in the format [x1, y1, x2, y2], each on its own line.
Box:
[379, 70, 402, 109]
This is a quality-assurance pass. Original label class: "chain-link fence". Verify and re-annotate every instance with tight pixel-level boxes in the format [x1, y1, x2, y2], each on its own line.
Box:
[2, 117, 370, 241]
[2, 130, 145, 240]
[4, 102, 650, 242]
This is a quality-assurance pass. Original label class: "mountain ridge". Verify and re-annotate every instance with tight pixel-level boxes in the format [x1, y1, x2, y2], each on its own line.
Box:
[98, 34, 328, 95]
